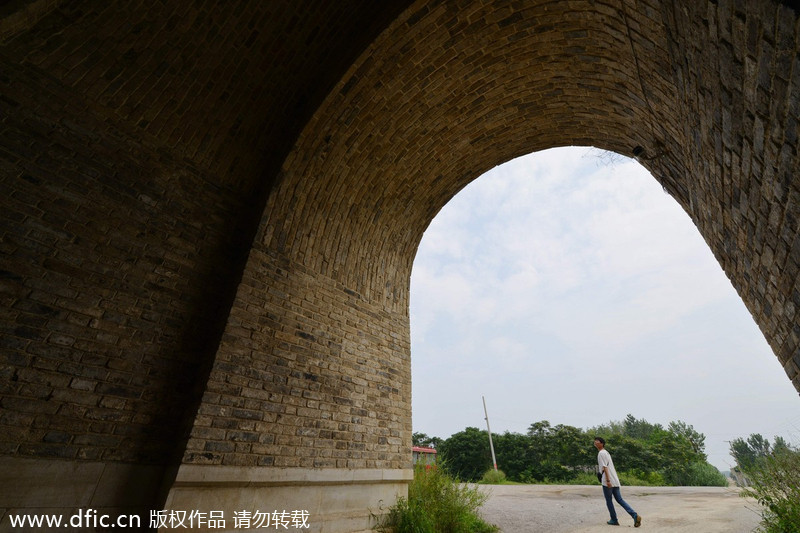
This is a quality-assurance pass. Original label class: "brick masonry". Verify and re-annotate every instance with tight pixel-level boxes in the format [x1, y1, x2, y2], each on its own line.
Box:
[1, 0, 799, 521]
[183, 248, 410, 469]
[0, 57, 250, 465]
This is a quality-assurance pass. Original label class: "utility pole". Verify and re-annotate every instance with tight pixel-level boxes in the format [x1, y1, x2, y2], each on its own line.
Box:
[483, 395, 498, 471]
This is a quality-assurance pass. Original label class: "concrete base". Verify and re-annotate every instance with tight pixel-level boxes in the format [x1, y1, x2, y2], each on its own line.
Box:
[163, 466, 412, 533]
[0, 456, 166, 532]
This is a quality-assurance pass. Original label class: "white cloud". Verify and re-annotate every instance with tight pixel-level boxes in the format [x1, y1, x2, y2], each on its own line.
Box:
[410, 146, 800, 471]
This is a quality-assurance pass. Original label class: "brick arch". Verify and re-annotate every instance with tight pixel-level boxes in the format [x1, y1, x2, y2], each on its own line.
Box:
[173, 0, 799, 529]
[254, 0, 797, 375]
[262, 0, 667, 307]
[1, 0, 798, 531]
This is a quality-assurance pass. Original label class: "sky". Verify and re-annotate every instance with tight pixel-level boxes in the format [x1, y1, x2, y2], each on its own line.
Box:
[409, 146, 800, 472]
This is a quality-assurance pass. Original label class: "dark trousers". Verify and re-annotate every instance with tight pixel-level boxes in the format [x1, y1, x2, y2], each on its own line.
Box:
[602, 485, 637, 522]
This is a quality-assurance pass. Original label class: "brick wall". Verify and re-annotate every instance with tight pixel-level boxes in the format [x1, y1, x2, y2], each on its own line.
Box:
[183, 248, 411, 468]
[1, 0, 410, 479]
[662, 1, 800, 384]
[1, 0, 799, 520]
[178, 0, 799, 471]
[0, 59, 250, 465]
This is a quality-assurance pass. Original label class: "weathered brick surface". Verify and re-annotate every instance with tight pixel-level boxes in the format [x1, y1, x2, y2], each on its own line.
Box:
[665, 1, 800, 384]
[1, 0, 799, 517]
[184, 248, 411, 469]
[181, 0, 800, 471]
[0, 58, 251, 466]
[1, 0, 409, 466]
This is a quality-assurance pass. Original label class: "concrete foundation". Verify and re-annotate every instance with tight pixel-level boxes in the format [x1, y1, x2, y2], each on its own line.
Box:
[0, 456, 165, 532]
[163, 466, 412, 532]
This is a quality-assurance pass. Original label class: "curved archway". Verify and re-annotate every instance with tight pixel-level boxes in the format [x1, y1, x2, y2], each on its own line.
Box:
[3, 0, 794, 530]
[172, 0, 800, 528]
[409, 146, 800, 472]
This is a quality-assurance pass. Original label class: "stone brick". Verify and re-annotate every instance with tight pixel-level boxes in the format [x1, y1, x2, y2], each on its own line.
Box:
[1, 0, 799, 528]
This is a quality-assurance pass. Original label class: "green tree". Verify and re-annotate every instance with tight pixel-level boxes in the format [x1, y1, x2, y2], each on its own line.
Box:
[592, 415, 717, 486]
[438, 427, 492, 482]
[493, 431, 531, 481]
[605, 434, 659, 473]
[665, 461, 728, 487]
[524, 420, 554, 479]
[730, 433, 772, 473]
[526, 420, 552, 440]
[439, 416, 727, 487]
[522, 421, 593, 482]
[667, 421, 706, 457]
[413, 432, 443, 449]
[730, 437, 757, 472]
[589, 419, 626, 436]
[773, 436, 791, 454]
[623, 414, 662, 440]
[549, 424, 593, 469]
[651, 428, 699, 466]
[747, 434, 772, 458]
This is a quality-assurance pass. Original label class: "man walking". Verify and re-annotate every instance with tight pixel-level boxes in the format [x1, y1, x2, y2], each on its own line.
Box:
[594, 437, 642, 527]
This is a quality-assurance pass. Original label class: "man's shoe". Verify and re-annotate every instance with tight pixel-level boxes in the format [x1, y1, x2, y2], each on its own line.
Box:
[634, 514, 642, 527]
[607, 519, 620, 525]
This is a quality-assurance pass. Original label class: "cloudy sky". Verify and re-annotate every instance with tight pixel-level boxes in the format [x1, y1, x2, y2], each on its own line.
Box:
[409, 146, 800, 472]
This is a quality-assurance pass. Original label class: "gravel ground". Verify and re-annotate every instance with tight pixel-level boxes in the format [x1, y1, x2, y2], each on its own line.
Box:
[476, 484, 763, 532]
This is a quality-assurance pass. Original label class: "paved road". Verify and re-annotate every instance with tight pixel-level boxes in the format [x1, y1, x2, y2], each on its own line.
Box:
[477, 484, 762, 532]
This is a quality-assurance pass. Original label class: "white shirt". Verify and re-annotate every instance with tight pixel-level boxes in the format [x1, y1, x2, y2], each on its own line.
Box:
[597, 448, 621, 487]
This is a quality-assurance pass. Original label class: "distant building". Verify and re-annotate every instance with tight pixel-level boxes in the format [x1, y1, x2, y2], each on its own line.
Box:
[412, 446, 437, 467]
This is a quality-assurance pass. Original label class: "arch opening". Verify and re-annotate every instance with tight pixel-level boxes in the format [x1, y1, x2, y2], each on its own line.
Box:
[410, 146, 800, 472]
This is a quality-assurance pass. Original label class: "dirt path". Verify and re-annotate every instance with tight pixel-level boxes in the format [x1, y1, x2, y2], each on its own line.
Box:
[477, 484, 763, 532]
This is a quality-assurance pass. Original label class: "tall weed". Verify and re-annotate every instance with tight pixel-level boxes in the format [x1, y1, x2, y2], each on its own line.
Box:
[374, 465, 498, 533]
[741, 448, 800, 533]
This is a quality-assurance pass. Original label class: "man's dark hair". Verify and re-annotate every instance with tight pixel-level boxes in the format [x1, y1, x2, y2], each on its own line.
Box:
[594, 436, 605, 445]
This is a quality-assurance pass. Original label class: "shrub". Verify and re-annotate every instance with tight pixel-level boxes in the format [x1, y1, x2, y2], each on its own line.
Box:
[674, 462, 728, 487]
[741, 448, 800, 533]
[480, 469, 506, 484]
[661, 461, 727, 486]
[563, 471, 599, 485]
[522, 460, 575, 483]
[618, 469, 665, 487]
[374, 464, 498, 533]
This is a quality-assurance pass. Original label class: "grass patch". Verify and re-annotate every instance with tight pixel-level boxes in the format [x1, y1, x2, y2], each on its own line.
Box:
[373, 465, 498, 533]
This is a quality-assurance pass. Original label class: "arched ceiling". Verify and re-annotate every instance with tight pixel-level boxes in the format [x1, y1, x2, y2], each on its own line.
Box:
[259, 0, 692, 301]
[3, 0, 799, 389]
[1, 0, 413, 193]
